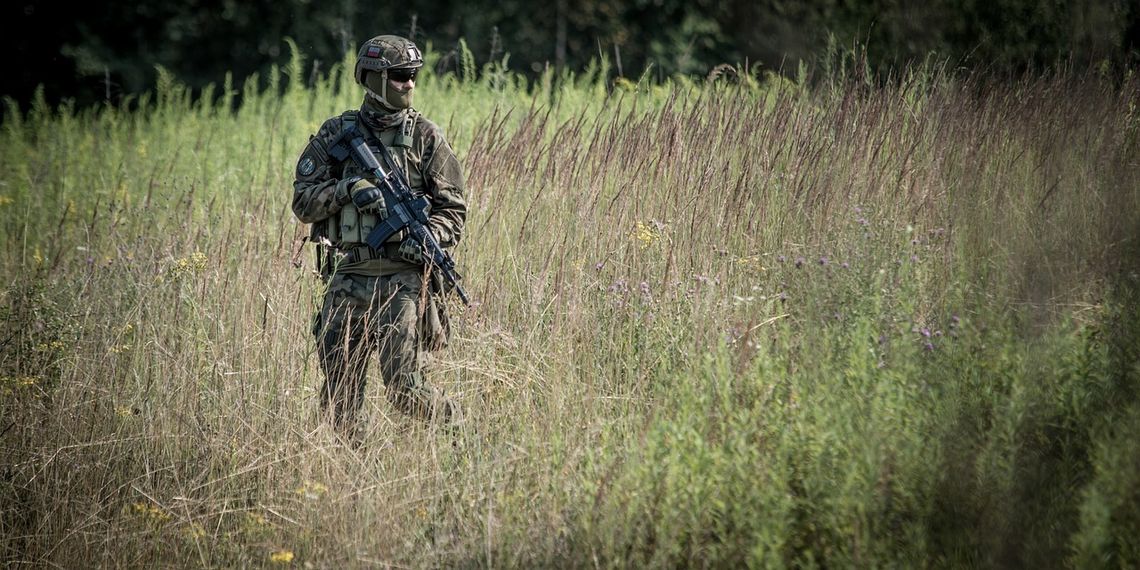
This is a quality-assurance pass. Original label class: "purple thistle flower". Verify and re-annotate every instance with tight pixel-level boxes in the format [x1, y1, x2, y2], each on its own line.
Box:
[924, 342, 935, 351]
[819, 256, 829, 266]
[639, 281, 651, 296]
[777, 255, 786, 263]
[594, 261, 604, 271]
[921, 328, 931, 338]
[857, 217, 869, 226]
[795, 256, 805, 268]
[841, 261, 849, 269]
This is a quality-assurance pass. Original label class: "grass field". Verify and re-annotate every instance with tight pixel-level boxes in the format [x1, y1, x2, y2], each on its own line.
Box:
[2, 45, 1139, 568]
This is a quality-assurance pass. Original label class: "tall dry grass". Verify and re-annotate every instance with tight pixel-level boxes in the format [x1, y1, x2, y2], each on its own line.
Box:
[2, 44, 1139, 567]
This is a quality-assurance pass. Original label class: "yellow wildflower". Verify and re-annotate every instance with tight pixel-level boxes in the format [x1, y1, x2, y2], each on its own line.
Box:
[269, 550, 295, 564]
[184, 523, 207, 539]
[295, 481, 328, 500]
[129, 501, 171, 522]
[736, 255, 767, 272]
[0, 196, 13, 206]
[168, 251, 209, 278]
[631, 220, 662, 250]
[34, 340, 66, 352]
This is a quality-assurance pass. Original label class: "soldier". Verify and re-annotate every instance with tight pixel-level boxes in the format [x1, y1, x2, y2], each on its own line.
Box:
[291, 35, 465, 438]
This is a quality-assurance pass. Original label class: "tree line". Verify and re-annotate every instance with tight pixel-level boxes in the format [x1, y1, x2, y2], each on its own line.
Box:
[4, 0, 1140, 113]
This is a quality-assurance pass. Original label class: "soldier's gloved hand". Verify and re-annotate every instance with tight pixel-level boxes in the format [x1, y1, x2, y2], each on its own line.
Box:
[349, 179, 388, 219]
[396, 236, 426, 265]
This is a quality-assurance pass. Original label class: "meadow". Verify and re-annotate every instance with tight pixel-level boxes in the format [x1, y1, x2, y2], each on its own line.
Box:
[2, 44, 1139, 567]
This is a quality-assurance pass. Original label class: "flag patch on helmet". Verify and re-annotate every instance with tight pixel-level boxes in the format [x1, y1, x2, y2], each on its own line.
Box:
[366, 46, 382, 58]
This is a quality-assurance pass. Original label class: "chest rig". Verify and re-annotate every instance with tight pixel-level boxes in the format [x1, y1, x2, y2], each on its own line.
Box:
[312, 110, 419, 252]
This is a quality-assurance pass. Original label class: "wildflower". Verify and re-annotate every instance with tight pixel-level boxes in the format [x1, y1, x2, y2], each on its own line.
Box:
[818, 256, 829, 266]
[910, 255, 919, 262]
[950, 315, 960, 328]
[269, 550, 295, 564]
[0, 196, 13, 207]
[295, 481, 328, 500]
[794, 257, 805, 268]
[631, 221, 661, 250]
[841, 262, 849, 269]
[857, 217, 868, 226]
[594, 261, 604, 271]
[920, 328, 931, 338]
[638, 281, 651, 296]
[130, 501, 171, 522]
[923, 342, 935, 351]
[777, 255, 786, 263]
[169, 251, 209, 278]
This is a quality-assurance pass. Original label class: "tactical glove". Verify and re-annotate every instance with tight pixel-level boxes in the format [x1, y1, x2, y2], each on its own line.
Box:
[396, 236, 426, 265]
[348, 178, 388, 219]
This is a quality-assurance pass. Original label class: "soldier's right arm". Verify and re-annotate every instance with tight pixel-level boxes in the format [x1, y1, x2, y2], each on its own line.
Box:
[292, 117, 357, 224]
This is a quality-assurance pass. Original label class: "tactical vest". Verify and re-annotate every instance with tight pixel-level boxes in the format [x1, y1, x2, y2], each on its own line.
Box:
[312, 110, 420, 249]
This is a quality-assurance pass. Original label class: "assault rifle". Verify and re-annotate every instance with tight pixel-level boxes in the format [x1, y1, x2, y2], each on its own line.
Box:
[328, 124, 470, 306]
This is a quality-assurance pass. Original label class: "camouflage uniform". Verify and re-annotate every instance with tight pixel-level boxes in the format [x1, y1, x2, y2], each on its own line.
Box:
[292, 35, 465, 432]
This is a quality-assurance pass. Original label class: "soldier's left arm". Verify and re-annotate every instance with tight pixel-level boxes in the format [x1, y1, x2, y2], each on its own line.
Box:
[420, 127, 467, 248]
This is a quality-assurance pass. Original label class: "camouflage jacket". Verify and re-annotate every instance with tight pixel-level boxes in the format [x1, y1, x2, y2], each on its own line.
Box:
[292, 98, 466, 276]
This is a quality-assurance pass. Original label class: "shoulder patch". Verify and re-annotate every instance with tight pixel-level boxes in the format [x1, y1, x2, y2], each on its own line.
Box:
[298, 156, 316, 176]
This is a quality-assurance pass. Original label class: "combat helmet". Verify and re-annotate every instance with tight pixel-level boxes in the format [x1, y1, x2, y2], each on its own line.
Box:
[354, 35, 424, 85]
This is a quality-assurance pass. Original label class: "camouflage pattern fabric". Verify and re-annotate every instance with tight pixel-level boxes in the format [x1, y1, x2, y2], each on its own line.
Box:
[292, 60, 466, 432]
[313, 271, 454, 430]
[292, 97, 466, 277]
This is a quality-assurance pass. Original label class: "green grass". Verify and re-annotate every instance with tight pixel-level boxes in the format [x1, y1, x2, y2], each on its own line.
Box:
[2, 46, 1139, 568]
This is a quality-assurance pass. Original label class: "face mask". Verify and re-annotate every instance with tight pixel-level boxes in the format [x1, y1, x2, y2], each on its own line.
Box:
[365, 71, 415, 110]
[386, 82, 414, 109]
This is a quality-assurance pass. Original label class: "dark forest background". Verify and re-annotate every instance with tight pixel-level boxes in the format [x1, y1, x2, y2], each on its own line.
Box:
[3, 0, 1140, 114]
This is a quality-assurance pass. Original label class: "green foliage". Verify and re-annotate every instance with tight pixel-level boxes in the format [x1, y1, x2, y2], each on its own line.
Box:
[1, 45, 1138, 568]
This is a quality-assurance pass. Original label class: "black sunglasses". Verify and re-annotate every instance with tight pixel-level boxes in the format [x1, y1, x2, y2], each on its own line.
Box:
[388, 68, 418, 82]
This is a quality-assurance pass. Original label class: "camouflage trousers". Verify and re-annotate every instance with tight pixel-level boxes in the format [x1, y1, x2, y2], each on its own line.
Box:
[313, 271, 452, 431]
